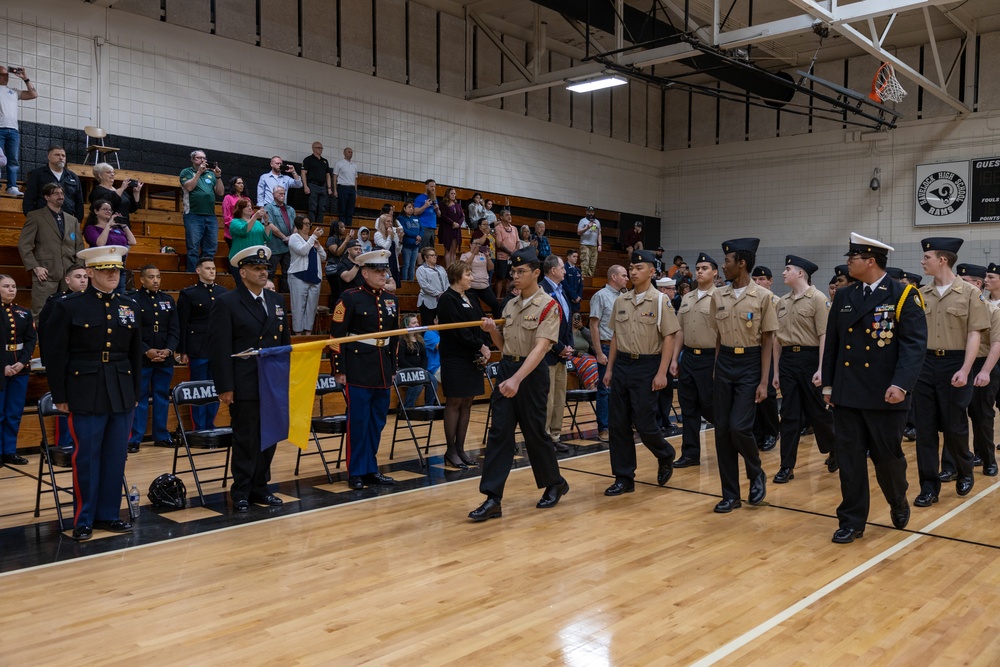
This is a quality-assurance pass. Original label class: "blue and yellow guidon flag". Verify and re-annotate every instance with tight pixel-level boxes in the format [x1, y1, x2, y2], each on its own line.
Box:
[257, 339, 329, 451]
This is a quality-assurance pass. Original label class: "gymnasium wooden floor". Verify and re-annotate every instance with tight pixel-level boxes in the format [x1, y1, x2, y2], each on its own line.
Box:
[1, 404, 999, 665]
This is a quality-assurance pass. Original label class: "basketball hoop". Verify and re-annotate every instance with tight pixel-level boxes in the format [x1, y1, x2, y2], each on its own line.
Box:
[869, 62, 907, 104]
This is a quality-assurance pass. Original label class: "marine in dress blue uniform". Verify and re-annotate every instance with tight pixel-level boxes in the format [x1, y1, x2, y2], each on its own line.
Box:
[822, 233, 927, 543]
[0, 283, 36, 465]
[209, 246, 290, 512]
[46, 245, 142, 540]
[330, 249, 400, 489]
[177, 258, 228, 430]
[127, 267, 180, 451]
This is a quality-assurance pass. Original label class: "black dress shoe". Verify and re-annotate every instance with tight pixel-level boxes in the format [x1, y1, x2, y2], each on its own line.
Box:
[713, 498, 742, 513]
[657, 457, 674, 486]
[604, 481, 635, 496]
[444, 456, 469, 470]
[153, 439, 175, 448]
[347, 476, 365, 490]
[984, 463, 999, 477]
[759, 436, 777, 452]
[903, 427, 916, 442]
[939, 470, 958, 482]
[890, 503, 910, 530]
[72, 525, 93, 541]
[468, 497, 502, 522]
[251, 493, 283, 506]
[957, 475, 974, 497]
[234, 499, 250, 512]
[2, 453, 28, 465]
[364, 472, 396, 486]
[94, 519, 133, 533]
[127, 444, 140, 453]
[747, 472, 767, 505]
[552, 439, 571, 453]
[825, 454, 839, 473]
[773, 468, 794, 484]
[673, 456, 700, 468]
[973, 455, 983, 466]
[536, 480, 569, 508]
[832, 527, 864, 543]
[914, 492, 938, 507]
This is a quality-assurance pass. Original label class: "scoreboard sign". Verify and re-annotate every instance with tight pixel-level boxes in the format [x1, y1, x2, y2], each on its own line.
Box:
[971, 157, 1000, 223]
[914, 161, 970, 226]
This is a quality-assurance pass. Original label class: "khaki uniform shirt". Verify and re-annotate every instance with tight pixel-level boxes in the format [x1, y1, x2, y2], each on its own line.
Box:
[609, 289, 680, 355]
[710, 282, 779, 347]
[676, 286, 717, 349]
[977, 300, 1000, 358]
[921, 278, 990, 351]
[500, 288, 559, 357]
[776, 285, 831, 347]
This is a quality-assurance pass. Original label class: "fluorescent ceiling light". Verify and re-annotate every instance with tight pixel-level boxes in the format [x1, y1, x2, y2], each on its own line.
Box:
[566, 74, 628, 93]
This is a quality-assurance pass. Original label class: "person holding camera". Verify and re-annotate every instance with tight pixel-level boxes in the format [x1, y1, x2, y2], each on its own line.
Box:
[577, 207, 602, 278]
[257, 155, 302, 207]
[459, 235, 500, 318]
[0, 65, 38, 197]
[89, 162, 142, 228]
[180, 149, 224, 273]
[83, 199, 137, 293]
[287, 215, 326, 335]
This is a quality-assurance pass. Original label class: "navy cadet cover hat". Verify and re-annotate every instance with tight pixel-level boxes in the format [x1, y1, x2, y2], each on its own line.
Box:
[510, 247, 539, 267]
[696, 252, 718, 269]
[785, 255, 818, 276]
[956, 263, 987, 279]
[885, 267, 904, 280]
[921, 237, 963, 254]
[751, 266, 772, 279]
[721, 238, 760, 255]
[903, 271, 924, 286]
[987, 263, 1000, 276]
[631, 249, 657, 266]
[834, 264, 850, 278]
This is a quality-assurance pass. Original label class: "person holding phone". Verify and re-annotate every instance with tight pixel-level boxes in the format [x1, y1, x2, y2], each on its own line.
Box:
[89, 162, 142, 228]
[0, 65, 38, 197]
[256, 155, 302, 207]
[83, 199, 136, 293]
[180, 149, 224, 272]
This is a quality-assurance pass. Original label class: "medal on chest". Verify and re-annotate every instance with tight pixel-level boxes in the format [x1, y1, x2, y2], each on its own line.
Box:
[745, 312, 754, 328]
[118, 305, 135, 325]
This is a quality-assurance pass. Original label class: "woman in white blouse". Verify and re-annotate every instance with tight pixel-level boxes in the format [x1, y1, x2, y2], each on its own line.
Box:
[374, 203, 403, 286]
[416, 246, 449, 325]
[287, 215, 327, 335]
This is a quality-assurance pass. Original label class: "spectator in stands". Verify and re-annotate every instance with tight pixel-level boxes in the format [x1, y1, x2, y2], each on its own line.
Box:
[374, 203, 403, 286]
[590, 264, 628, 440]
[440, 187, 465, 268]
[0, 274, 36, 465]
[228, 197, 270, 289]
[667, 255, 684, 278]
[460, 235, 501, 318]
[177, 257, 226, 430]
[256, 155, 302, 207]
[263, 185, 295, 292]
[531, 220, 551, 260]
[18, 183, 84, 317]
[483, 198, 497, 226]
[675, 261, 693, 288]
[416, 246, 448, 325]
[540, 254, 574, 452]
[398, 199, 422, 281]
[325, 221, 354, 306]
[301, 141, 332, 225]
[414, 179, 440, 252]
[468, 193, 486, 229]
[572, 312, 593, 354]
[221, 176, 246, 268]
[287, 215, 326, 335]
[518, 224, 532, 250]
[0, 65, 37, 197]
[437, 259, 491, 469]
[398, 313, 435, 409]
[333, 239, 365, 298]
[358, 226, 373, 252]
[623, 221, 644, 254]
[179, 149, 224, 273]
[492, 209, 519, 300]
[89, 162, 142, 228]
[674, 280, 689, 312]
[470, 217, 496, 278]
[577, 207, 602, 277]
[23, 145, 84, 218]
[83, 198, 137, 293]
[332, 147, 358, 226]
[563, 249, 583, 315]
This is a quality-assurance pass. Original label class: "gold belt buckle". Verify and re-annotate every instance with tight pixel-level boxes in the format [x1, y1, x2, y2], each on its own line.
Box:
[629, 353, 640, 359]
[935, 349, 946, 357]
[509, 355, 521, 362]
[154, 324, 159, 333]
[102, 351, 109, 363]
[693, 348, 702, 355]
[792, 345, 801, 353]
[6, 344, 15, 352]
[375, 338, 386, 347]
[734, 347, 745, 355]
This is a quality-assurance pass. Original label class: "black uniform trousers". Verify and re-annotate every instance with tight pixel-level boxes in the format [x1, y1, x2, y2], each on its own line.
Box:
[229, 399, 278, 501]
[713, 350, 764, 501]
[778, 348, 835, 469]
[966, 358, 999, 468]
[914, 354, 974, 495]
[609, 355, 675, 482]
[753, 365, 779, 443]
[655, 378, 675, 430]
[677, 349, 714, 462]
[479, 358, 562, 500]
[833, 406, 909, 530]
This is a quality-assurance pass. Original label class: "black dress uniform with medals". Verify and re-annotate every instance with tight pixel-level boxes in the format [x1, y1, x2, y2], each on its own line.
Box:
[0, 296, 35, 465]
[178, 277, 228, 429]
[46, 245, 142, 540]
[209, 246, 291, 511]
[822, 233, 927, 543]
[127, 283, 179, 451]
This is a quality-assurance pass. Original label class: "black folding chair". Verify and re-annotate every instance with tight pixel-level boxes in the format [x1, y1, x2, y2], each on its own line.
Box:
[295, 374, 347, 484]
[389, 368, 444, 467]
[481, 362, 500, 446]
[565, 359, 598, 438]
[33, 392, 135, 531]
[170, 380, 233, 506]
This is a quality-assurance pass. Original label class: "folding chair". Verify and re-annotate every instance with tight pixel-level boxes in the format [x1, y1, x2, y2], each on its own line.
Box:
[83, 126, 122, 168]
[389, 368, 444, 467]
[295, 374, 346, 484]
[33, 392, 135, 531]
[564, 359, 598, 438]
[170, 380, 233, 506]
[481, 362, 500, 446]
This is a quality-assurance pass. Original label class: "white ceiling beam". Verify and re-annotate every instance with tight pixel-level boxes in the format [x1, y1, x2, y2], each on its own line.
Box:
[468, 11, 534, 82]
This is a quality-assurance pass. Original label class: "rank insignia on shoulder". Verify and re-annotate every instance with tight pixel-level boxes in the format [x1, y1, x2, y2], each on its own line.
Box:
[332, 302, 346, 323]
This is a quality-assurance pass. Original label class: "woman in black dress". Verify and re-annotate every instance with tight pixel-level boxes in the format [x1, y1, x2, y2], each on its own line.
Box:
[89, 162, 142, 227]
[437, 259, 491, 468]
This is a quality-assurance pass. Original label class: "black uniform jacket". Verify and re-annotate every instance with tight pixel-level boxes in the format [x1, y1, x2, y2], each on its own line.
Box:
[177, 281, 228, 359]
[0, 302, 36, 376]
[128, 288, 180, 367]
[330, 285, 399, 388]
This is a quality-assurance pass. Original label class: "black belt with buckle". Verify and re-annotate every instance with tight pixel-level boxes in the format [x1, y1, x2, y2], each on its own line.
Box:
[502, 354, 523, 362]
[77, 352, 129, 363]
[928, 349, 964, 357]
[683, 346, 714, 355]
[621, 353, 658, 360]
[720, 345, 761, 355]
[784, 345, 819, 353]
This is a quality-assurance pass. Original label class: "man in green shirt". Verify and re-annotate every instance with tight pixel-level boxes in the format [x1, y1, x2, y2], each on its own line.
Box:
[179, 149, 224, 273]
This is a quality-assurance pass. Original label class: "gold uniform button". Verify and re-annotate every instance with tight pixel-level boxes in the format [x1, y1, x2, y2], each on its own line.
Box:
[106, 342, 112, 348]
[84, 324, 89, 328]
[846, 345, 851, 350]
[107, 329, 112, 334]
[844, 362, 850, 367]
[866, 346, 871, 351]
[865, 363, 870, 368]
[866, 329, 871, 333]
[848, 328, 853, 333]
[107, 315, 112, 320]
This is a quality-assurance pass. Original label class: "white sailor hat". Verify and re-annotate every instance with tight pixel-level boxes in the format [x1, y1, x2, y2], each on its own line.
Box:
[847, 232, 894, 256]
[232, 245, 272, 268]
[357, 249, 391, 268]
[656, 277, 676, 288]
[78, 245, 128, 269]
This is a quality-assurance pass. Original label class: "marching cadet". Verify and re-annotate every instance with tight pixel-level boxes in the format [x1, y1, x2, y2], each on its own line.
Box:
[669, 252, 718, 468]
[903, 271, 924, 287]
[46, 245, 142, 540]
[177, 257, 228, 430]
[330, 249, 399, 491]
[210, 245, 290, 512]
[469, 247, 568, 521]
[603, 250, 680, 496]
[885, 267, 905, 282]
[751, 265, 779, 451]
[710, 238, 778, 513]
[913, 238, 990, 508]
[823, 233, 927, 543]
[127, 265, 179, 452]
[832, 264, 856, 291]
[900, 268, 923, 442]
[0, 275, 33, 466]
[771, 256, 836, 484]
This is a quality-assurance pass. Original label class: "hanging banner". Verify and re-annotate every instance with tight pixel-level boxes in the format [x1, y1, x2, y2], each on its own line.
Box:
[914, 160, 970, 226]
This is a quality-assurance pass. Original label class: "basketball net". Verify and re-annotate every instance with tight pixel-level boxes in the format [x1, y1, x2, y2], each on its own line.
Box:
[869, 62, 907, 104]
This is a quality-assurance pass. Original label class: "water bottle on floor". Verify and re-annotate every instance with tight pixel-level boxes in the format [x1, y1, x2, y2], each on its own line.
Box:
[128, 484, 140, 519]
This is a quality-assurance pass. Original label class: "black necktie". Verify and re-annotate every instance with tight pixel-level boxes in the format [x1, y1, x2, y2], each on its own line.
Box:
[864, 285, 872, 299]
[256, 295, 267, 317]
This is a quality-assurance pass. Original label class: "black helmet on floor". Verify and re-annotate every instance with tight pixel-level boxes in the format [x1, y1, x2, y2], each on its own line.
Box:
[148, 473, 187, 510]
